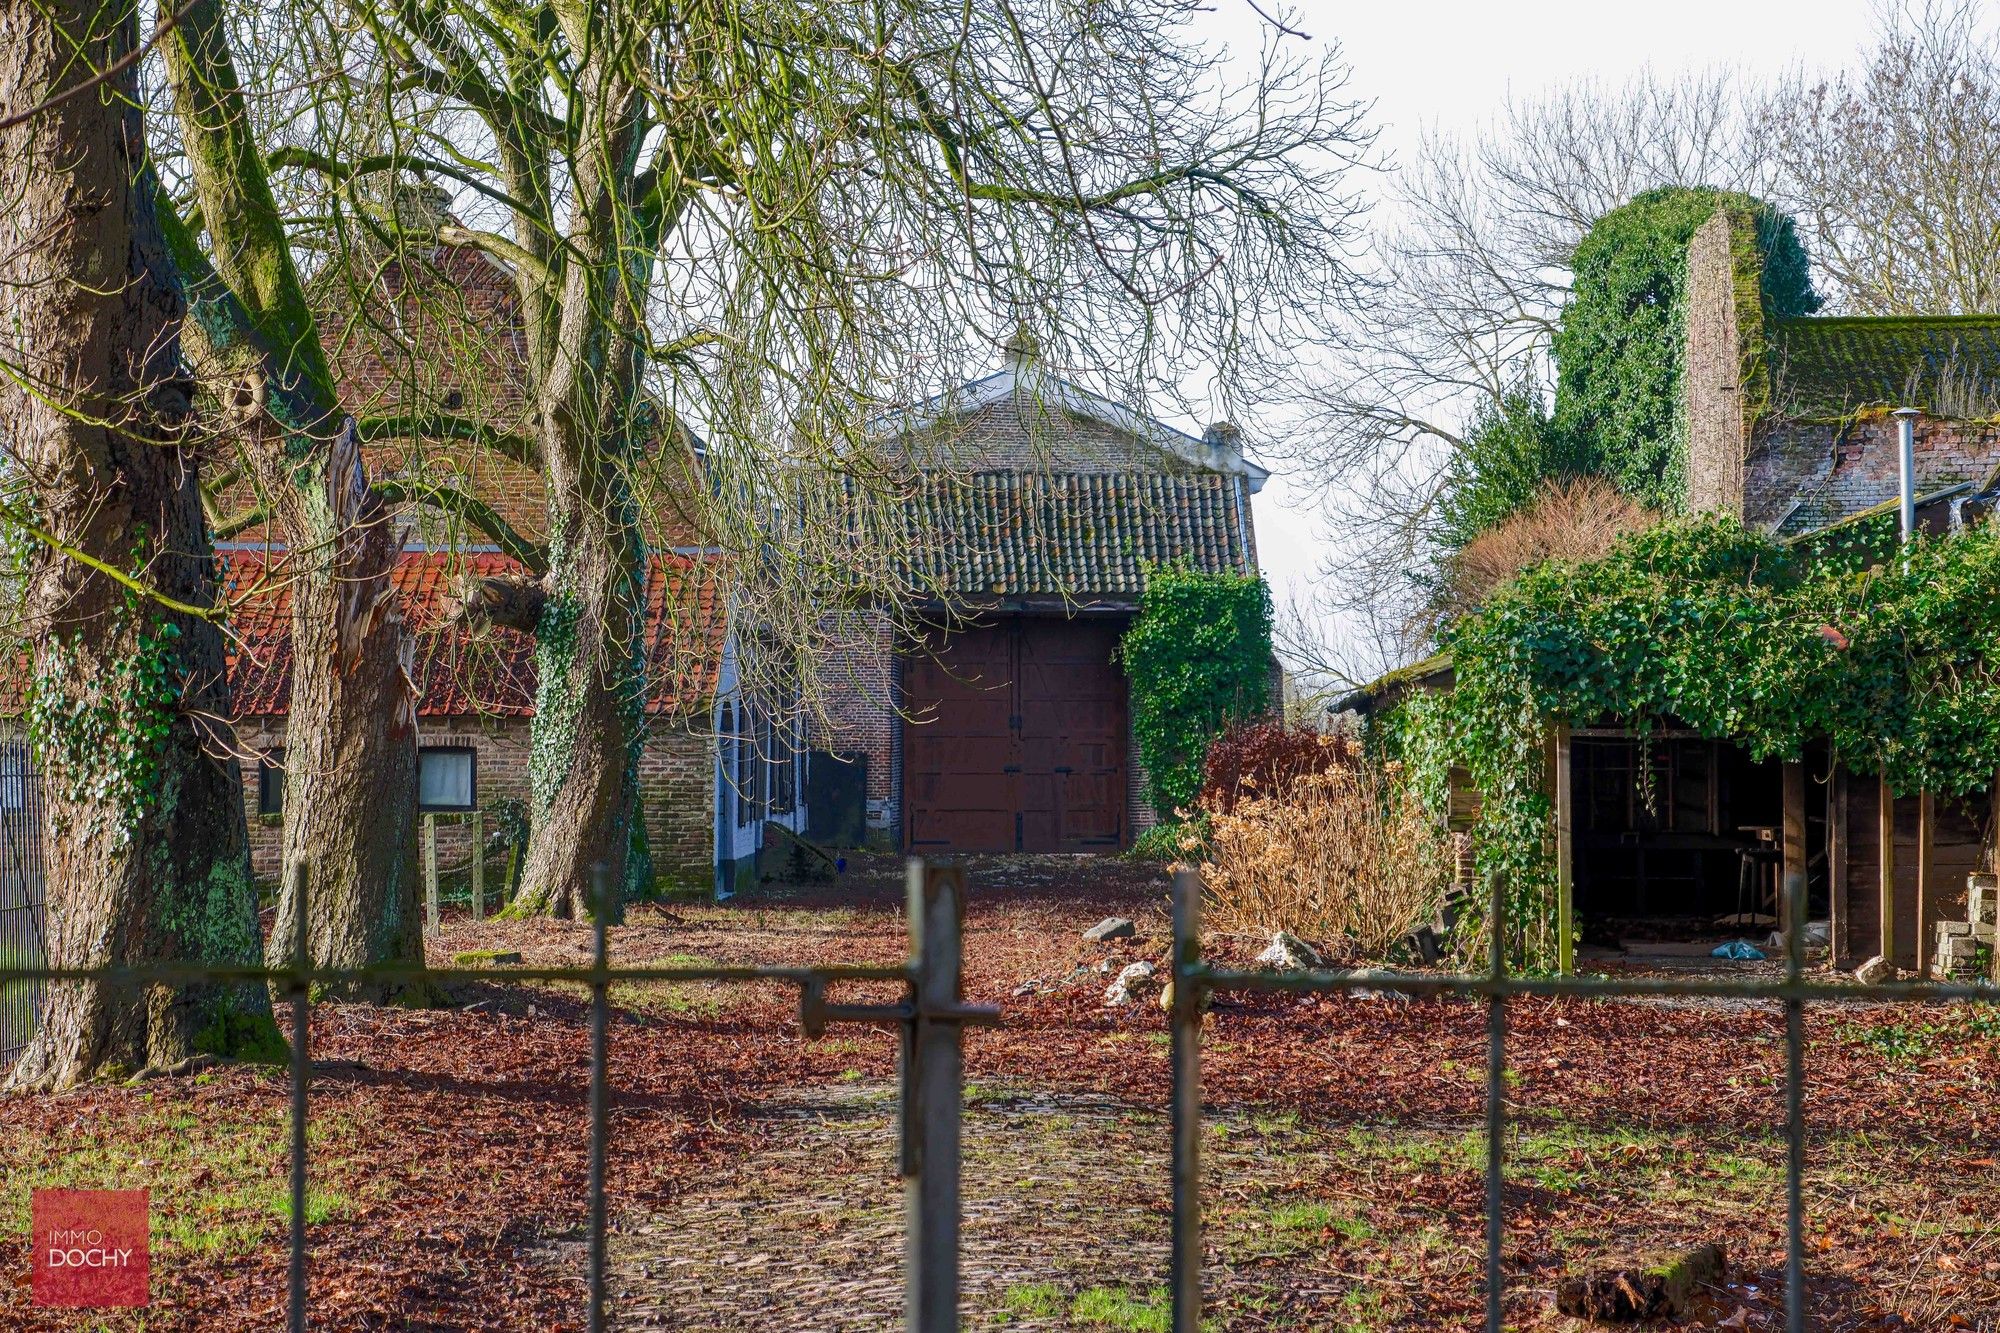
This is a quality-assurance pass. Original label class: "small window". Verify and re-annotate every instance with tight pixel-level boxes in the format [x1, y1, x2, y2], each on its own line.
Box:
[257, 750, 285, 815]
[418, 747, 477, 811]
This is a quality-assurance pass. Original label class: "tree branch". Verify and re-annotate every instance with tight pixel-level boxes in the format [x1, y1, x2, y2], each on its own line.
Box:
[371, 477, 548, 574]
[358, 412, 541, 470]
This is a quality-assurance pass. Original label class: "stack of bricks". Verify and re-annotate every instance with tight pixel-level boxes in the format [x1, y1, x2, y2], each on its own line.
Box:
[1933, 872, 1997, 977]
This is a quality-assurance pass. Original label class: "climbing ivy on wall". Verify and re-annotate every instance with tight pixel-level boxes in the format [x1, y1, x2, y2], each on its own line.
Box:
[1122, 566, 1275, 819]
[1374, 518, 2000, 969]
[1552, 187, 1819, 513]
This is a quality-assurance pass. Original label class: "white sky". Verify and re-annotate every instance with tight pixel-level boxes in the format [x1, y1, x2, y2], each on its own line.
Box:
[1191, 0, 1889, 668]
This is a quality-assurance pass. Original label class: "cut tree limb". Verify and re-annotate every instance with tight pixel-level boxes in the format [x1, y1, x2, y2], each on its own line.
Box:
[445, 572, 550, 631]
[1555, 1243, 1725, 1322]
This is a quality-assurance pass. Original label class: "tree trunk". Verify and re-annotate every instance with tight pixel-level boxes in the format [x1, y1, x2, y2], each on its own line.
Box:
[157, 0, 430, 1000]
[505, 62, 655, 924]
[0, 0, 279, 1090]
[266, 425, 431, 999]
[509, 486, 649, 921]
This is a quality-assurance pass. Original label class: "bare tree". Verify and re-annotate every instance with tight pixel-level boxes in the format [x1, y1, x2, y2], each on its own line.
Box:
[1286, 69, 1762, 673]
[251, 0, 1376, 917]
[1762, 0, 2000, 315]
[1, 0, 277, 1090]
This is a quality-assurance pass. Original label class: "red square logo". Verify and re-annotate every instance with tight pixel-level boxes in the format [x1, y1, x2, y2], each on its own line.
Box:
[30, 1189, 149, 1308]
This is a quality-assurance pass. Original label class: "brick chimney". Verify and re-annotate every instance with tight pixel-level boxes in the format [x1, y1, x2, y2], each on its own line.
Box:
[1682, 209, 1757, 518]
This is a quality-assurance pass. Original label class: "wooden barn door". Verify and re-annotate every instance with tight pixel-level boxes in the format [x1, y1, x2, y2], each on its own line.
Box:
[904, 618, 1127, 852]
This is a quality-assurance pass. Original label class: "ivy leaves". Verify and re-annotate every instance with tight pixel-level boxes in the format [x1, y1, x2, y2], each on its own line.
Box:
[1122, 566, 1274, 819]
[1384, 516, 2000, 969]
[27, 595, 186, 846]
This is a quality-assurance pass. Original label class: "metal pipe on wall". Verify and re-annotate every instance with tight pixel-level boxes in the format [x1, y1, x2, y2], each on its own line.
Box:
[1895, 407, 1921, 551]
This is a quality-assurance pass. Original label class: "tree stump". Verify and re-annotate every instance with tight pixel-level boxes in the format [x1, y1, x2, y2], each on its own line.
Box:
[1555, 1243, 1725, 1321]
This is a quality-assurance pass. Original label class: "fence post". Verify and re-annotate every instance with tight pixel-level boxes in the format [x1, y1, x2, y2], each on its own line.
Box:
[904, 857, 964, 1333]
[469, 809, 485, 921]
[287, 860, 309, 1333]
[1169, 867, 1203, 1333]
[423, 813, 439, 937]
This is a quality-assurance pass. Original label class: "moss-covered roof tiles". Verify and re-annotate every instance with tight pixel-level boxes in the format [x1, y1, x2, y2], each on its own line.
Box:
[841, 470, 1252, 599]
[1770, 315, 2000, 419]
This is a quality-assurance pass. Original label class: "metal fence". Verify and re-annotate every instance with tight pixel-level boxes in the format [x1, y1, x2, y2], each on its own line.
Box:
[0, 741, 46, 1069]
[3, 856, 996, 1333]
[1165, 865, 2000, 1333]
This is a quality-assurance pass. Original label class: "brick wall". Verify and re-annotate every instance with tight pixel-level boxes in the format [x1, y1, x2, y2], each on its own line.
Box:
[906, 396, 1198, 474]
[1768, 414, 2000, 534]
[235, 713, 716, 889]
[1683, 210, 1751, 518]
[635, 717, 717, 886]
[807, 609, 901, 838]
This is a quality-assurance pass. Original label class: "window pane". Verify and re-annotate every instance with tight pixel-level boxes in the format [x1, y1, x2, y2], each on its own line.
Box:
[419, 749, 474, 809]
[257, 751, 285, 816]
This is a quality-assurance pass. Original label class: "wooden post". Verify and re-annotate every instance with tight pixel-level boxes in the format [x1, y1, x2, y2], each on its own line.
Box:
[1878, 781, 1896, 966]
[1829, 767, 1848, 966]
[1554, 724, 1575, 975]
[1782, 762, 1807, 952]
[1916, 790, 1935, 980]
[424, 812, 439, 936]
[469, 809, 486, 921]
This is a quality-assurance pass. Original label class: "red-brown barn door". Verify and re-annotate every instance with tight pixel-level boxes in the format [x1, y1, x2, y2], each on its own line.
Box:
[904, 617, 1127, 852]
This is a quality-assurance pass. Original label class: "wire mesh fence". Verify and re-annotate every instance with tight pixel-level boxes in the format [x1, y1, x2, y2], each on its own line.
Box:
[0, 741, 45, 1069]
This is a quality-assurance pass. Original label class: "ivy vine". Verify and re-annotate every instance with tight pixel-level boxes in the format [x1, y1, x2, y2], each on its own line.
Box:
[1374, 517, 2000, 969]
[27, 592, 185, 846]
[1121, 565, 1274, 818]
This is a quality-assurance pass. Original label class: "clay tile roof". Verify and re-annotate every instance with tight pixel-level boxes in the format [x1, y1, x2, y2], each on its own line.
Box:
[1771, 315, 2000, 419]
[219, 548, 724, 719]
[838, 470, 1253, 598]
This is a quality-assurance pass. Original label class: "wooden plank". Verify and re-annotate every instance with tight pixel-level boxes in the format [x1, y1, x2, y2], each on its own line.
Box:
[1555, 724, 1574, 975]
[1916, 790, 1935, 980]
[424, 812, 439, 937]
[1782, 761, 1807, 944]
[1829, 767, 1848, 964]
[1879, 781, 1896, 964]
[470, 809, 486, 921]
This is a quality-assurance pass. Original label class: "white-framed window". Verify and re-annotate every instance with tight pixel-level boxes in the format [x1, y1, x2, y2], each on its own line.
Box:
[418, 746, 477, 811]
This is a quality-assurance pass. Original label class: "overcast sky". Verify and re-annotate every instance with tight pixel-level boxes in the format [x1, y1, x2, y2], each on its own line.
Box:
[1200, 0, 1891, 670]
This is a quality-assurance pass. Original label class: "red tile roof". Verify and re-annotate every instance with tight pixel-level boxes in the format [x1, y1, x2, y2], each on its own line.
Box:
[219, 548, 725, 719]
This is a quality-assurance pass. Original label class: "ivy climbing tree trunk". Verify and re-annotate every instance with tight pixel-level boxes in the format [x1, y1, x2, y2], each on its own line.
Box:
[505, 64, 653, 922]
[159, 0, 431, 998]
[0, 0, 279, 1090]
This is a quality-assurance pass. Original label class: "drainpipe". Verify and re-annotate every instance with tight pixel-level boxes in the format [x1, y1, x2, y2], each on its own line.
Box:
[1894, 407, 1921, 555]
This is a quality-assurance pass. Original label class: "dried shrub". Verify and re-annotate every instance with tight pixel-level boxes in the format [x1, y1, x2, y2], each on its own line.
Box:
[1199, 720, 1351, 815]
[1200, 765, 1454, 960]
[1437, 476, 1656, 620]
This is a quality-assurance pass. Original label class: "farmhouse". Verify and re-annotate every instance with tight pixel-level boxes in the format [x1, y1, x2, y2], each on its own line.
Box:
[1342, 205, 2000, 975]
[812, 332, 1270, 854]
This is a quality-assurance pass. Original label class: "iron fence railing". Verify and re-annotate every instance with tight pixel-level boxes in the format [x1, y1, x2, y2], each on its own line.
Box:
[1166, 866, 2000, 1333]
[11, 847, 1994, 1331]
[2, 857, 996, 1333]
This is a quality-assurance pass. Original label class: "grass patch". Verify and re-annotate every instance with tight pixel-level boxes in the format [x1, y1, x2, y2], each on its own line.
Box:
[998, 1281, 1065, 1319]
[0, 1098, 360, 1260]
[1071, 1285, 1171, 1332]
[1269, 1200, 1374, 1241]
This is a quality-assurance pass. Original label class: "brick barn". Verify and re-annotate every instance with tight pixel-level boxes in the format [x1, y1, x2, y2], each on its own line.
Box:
[815, 336, 1270, 854]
